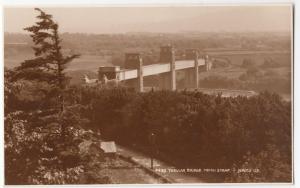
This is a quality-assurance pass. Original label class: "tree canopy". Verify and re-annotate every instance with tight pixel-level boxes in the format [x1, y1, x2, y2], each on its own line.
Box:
[14, 8, 79, 90]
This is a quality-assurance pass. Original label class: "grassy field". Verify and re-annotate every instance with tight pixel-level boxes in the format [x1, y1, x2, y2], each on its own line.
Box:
[5, 55, 33, 68]
[204, 51, 291, 78]
[66, 55, 113, 72]
[180, 51, 292, 100]
[5, 55, 113, 71]
[209, 50, 291, 66]
[5, 55, 114, 86]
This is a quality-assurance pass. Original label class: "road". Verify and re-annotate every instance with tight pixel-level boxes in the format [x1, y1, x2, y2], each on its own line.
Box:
[117, 144, 207, 183]
[100, 157, 165, 184]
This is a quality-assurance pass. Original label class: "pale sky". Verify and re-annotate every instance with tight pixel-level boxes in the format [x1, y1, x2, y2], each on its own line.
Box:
[4, 5, 293, 34]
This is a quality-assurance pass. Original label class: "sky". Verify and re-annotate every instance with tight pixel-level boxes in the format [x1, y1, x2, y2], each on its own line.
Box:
[4, 5, 293, 34]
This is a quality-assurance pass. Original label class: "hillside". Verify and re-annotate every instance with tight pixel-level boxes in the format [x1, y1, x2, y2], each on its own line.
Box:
[4, 32, 292, 97]
[4, 31, 291, 67]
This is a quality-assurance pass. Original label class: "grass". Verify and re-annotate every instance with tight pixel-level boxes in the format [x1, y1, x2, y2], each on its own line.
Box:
[66, 55, 113, 72]
[4, 55, 113, 72]
[212, 53, 291, 67]
[202, 52, 292, 79]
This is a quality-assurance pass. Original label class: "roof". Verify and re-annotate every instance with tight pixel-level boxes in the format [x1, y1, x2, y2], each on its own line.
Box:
[100, 141, 117, 153]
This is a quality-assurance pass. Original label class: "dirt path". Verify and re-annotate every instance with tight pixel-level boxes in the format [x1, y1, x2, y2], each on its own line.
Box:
[100, 158, 165, 184]
[117, 145, 206, 183]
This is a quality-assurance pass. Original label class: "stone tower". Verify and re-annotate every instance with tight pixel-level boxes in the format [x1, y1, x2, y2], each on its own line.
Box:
[159, 45, 176, 90]
[125, 53, 143, 70]
[159, 45, 174, 63]
[124, 53, 143, 92]
[185, 49, 199, 60]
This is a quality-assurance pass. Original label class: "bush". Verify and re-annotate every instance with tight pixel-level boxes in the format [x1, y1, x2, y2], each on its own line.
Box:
[78, 87, 291, 182]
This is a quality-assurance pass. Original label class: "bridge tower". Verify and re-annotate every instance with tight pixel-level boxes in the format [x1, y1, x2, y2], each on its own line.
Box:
[184, 49, 199, 89]
[124, 53, 144, 92]
[159, 45, 176, 90]
[98, 66, 121, 81]
[204, 54, 211, 71]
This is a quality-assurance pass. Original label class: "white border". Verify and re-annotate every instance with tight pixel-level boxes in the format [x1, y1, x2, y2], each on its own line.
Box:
[0, 0, 297, 188]
[0, 0, 296, 6]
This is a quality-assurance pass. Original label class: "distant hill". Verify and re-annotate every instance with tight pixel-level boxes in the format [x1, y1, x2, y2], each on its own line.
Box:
[5, 32, 291, 89]
[5, 32, 291, 64]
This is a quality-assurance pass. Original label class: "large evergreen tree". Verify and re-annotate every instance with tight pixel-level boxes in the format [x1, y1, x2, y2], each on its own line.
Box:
[14, 8, 79, 109]
[12, 8, 81, 139]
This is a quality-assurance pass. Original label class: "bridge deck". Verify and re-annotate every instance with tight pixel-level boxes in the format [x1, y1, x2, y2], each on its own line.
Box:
[119, 59, 205, 81]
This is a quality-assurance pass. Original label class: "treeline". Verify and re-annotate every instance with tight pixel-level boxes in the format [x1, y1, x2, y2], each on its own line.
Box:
[5, 32, 291, 57]
[75, 86, 291, 182]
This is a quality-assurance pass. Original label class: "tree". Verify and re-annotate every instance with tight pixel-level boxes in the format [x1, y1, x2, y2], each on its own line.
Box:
[5, 9, 113, 185]
[14, 8, 79, 110]
[13, 8, 80, 139]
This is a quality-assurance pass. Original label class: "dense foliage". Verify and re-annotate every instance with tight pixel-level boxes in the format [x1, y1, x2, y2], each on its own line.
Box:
[5, 68, 111, 185]
[76, 86, 292, 182]
[5, 77, 292, 183]
[13, 8, 79, 89]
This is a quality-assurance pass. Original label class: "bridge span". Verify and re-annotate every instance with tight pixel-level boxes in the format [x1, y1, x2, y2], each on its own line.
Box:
[98, 45, 212, 92]
[117, 59, 206, 81]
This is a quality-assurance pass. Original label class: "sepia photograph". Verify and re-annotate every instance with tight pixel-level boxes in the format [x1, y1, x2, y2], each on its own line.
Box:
[3, 4, 293, 185]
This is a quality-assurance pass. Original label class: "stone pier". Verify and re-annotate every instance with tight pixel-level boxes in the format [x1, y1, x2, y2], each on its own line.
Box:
[124, 53, 144, 92]
[159, 45, 176, 90]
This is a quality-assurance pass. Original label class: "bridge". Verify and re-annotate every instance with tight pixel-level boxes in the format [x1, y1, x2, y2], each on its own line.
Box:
[98, 45, 212, 92]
